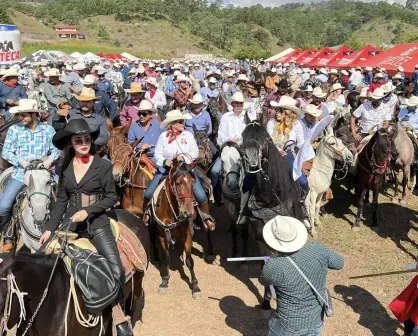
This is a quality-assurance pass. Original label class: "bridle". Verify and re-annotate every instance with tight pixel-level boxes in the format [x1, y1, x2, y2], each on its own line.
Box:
[168, 160, 195, 200]
[243, 138, 269, 174]
[108, 132, 127, 160]
[194, 130, 213, 168]
[358, 132, 394, 176]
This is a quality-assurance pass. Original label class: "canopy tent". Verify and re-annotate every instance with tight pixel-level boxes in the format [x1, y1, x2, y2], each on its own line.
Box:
[293, 48, 318, 65]
[84, 52, 101, 60]
[264, 48, 294, 63]
[349, 46, 382, 69]
[70, 52, 84, 59]
[356, 43, 418, 76]
[307, 46, 353, 68]
[48, 51, 75, 62]
[303, 47, 334, 67]
[327, 45, 382, 69]
[120, 52, 139, 61]
[273, 48, 303, 64]
[22, 50, 75, 64]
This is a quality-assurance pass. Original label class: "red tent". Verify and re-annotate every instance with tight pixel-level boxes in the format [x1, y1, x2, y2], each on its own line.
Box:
[294, 48, 318, 65]
[273, 48, 303, 64]
[329, 45, 382, 69]
[308, 46, 353, 68]
[303, 47, 334, 67]
[358, 43, 418, 76]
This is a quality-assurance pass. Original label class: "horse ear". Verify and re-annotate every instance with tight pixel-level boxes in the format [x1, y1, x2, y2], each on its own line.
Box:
[192, 124, 197, 134]
[105, 117, 113, 131]
[204, 123, 210, 134]
[326, 125, 334, 135]
[122, 119, 132, 135]
[244, 112, 251, 125]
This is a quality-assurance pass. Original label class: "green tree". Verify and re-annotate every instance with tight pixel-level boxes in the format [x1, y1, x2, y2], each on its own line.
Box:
[406, 0, 418, 11]
[0, 8, 12, 24]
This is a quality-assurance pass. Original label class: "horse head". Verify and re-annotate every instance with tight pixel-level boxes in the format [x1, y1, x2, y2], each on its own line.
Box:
[170, 159, 195, 219]
[220, 142, 243, 191]
[193, 125, 212, 167]
[107, 120, 132, 160]
[322, 127, 354, 165]
[22, 160, 54, 226]
[112, 137, 142, 181]
[241, 120, 270, 174]
[368, 128, 394, 175]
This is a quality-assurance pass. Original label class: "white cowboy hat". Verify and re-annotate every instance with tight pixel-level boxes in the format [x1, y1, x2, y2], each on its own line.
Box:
[369, 87, 385, 100]
[283, 62, 289, 67]
[330, 83, 343, 92]
[175, 75, 189, 83]
[129, 68, 137, 74]
[137, 67, 145, 74]
[1, 68, 22, 80]
[46, 68, 60, 77]
[309, 70, 316, 76]
[407, 96, 418, 107]
[263, 216, 308, 253]
[146, 77, 159, 88]
[415, 64, 418, 69]
[374, 72, 384, 79]
[9, 99, 45, 114]
[319, 68, 328, 75]
[271, 96, 300, 116]
[208, 77, 217, 84]
[393, 73, 403, 80]
[149, 62, 155, 67]
[304, 104, 323, 118]
[398, 66, 404, 72]
[172, 64, 181, 70]
[173, 70, 182, 77]
[237, 74, 249, 82]
[81, 74, 97, 85]
[365, 66, 373, 71]
[155, 67, 162, 71]
[329, 68, 339, 75]
[380, 67, 386, 73]
[160, 110, 192, 128]
[74, 63, 86, 71]
[341, 70, 349, 76]
[188, 93, 204, 104]
[135, 99, 157, 114]
[227, 71, 235, 78]
[312, 87, 327, 98]
[229, 91, 245, 104]
[303, 85, 314, 93]
[270, 68, 277, 73]
[382, 82, 396, 94]
[65, 65, 73, 71]
[359, 88, 369, 98]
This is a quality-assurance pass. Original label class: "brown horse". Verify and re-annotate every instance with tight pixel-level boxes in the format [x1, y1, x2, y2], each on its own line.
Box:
[107, 119, 132, 161]
[0, 209, 149, 335]
[354, 127, 396, 231]
[151, 159, 202, 298]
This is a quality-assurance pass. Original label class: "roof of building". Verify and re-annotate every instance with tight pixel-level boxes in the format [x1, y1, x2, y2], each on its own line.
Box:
[56, 31, 86, 35]
[55, 25, 78, 29]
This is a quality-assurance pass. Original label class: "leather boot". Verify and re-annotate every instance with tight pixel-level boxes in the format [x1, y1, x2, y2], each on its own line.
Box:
[198, 201, 215, 231]
[142, 198, 150, 225]
[116, 321, 133, 336]
[113, 304, 133, 336]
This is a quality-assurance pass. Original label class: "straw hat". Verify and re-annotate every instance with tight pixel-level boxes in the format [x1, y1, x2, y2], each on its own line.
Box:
[188, 93, 204, 104]
[227, 71, 235, 78]
[73, 88, 101, 101]
[125, 82, 145, 93]
[309, 70, 316, 76]
[129, 68, 137, 75]
[359, 88, 369, 98]
[341, 70, 349, 76]
[175, 75, 189, 83]
[304, 104, 322, 118]
[237, 74, 249, 82]
[330, 83, 343, 92]
[81, 74, 97, 86]
[270, 96, 300, 116]
[365, 66, 373, 71]
[329, 69, 339, 75]
[229, 91, 245, 104]
[374, 72, 384, 79]
[369, 87, 385, 100]
[74, 63, 86, 71]
[262, 216, 308, 253]
[1, 68, 22, 80]
[382, 82, 396, 94]
[137, 67, 145, 74]
[208, 77, 217, 84]
[52, 119, 99, 150]
[319, 68, 328, 75]
[46, 68, 60, 77]
[380, 67, 386, 73]
[406, 96, 418, 107]
[160, 110, 192, 128]
[146, 77, 159, 88]
[312, 87, 326, 98]
[9, 99, 45, 114]
[393, 73, 403, 80]
[302, 85, 314, 93]
[135, 99, 157, 114]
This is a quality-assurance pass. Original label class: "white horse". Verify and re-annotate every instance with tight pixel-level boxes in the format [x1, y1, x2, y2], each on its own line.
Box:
[306, 127, 354, 237]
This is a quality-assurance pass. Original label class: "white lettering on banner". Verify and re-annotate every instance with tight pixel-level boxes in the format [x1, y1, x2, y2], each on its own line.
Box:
[381, 55, 412, 67]
[318, 58, 328, 65]
[401, 47, 417, 56]
[338, 58, 352, 65]
[304, 57, 313, 63]
[0, 51, 21, 62]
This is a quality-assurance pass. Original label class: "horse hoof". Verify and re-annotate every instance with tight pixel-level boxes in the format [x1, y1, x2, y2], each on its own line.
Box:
[158, 286, 168, 295]
[133, 321, 142, 334]
[204, 254, 216, 264]
[192, 291, 202, 299]
[392, 198, 399, 204]
[352, 225, 361, 232]
[400, 199, 407, 206]
[310, 229, 318, 239]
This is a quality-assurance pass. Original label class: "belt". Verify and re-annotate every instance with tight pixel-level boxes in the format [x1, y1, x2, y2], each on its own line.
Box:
[69, 193, 103, 208]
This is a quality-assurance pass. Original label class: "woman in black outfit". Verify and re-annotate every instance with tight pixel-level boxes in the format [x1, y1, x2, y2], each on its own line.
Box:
[39, 119, 132, 336]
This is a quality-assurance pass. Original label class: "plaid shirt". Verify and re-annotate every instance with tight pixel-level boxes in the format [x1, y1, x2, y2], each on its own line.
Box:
[259, 242, 344, 332]
[2, 123, 60, 182]
[173, 88, 192, 110]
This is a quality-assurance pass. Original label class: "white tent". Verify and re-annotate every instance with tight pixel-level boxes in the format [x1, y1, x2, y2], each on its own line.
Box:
[265, 48, 294, 63]
[83, 52, 101, 60]
[121, 52, 139, 61]
[70, 52, 84, 59]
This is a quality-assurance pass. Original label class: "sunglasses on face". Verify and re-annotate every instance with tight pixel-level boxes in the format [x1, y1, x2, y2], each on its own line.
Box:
[174, 119, 185, 124]
[72, 136, 91, 145]
[138, 112, 150, 117]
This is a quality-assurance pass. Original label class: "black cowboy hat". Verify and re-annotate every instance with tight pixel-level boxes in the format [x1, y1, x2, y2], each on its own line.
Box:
[276, 79, 290, 88]
[52, 119, 99, 150]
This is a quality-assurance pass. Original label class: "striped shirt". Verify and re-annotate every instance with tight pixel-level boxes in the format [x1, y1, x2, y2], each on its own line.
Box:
[2, 123, 60, 182]
[259, 242, 344, 332]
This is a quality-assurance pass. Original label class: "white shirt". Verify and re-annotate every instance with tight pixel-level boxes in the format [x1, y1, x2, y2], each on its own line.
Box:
[227, 98, 257, 121]
[349, 70, 363, 86]
[222, 82, 231, 95]
[292, 119, 316, 148]
[145, 89, 167, 110]
[154, 130, 198, 167]
[399, 107, 418, 130]
[217, 111, 249, 147]
[383, 94, 398, 116]
[353, 101, 392, 134]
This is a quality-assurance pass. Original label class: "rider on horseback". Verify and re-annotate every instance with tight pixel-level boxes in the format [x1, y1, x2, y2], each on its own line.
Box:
[143, 110, 215, 230]
[39, 119, 133, 336]
[1, 99, 60, 251]
[184, 94, 213, 136]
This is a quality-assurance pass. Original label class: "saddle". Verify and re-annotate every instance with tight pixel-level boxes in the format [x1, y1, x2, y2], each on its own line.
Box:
[46, 219, 147, 280]
[138, 154, 156, 179]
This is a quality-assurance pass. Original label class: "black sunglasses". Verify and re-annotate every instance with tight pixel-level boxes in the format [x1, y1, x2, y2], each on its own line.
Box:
[138, 112, 151, 117]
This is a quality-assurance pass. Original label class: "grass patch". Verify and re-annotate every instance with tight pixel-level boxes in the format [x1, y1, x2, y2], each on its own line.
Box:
[12, 10, 55, 37]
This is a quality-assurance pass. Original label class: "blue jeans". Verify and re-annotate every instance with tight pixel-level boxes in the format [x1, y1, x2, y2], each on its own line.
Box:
[0, 179, 25, 216]
[348, 84, 357, 92]
[285, 151, 309, 192]
[144, 167, 207, 203]
[47, 108, 56, 126]
[268, 313, 323, 336]
[211, 157, 222, 187]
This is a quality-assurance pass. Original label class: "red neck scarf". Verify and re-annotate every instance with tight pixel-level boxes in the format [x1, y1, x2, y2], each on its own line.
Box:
[149, 89, 157, 98]
[75, 155, 91, 164]
[166, 130, 182, 144]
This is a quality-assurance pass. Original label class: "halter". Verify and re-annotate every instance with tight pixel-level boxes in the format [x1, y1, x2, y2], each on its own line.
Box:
[168, 162, 194, 200]
[194, 130, 213, 169]
[108, 132, 127, 160]
[243, 138, 268, 174]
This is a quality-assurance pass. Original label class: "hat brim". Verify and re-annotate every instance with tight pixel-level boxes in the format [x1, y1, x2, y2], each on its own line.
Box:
[160, 114, 192, 128]
[188, 99, 204, 104]
[370, 94, 384, 100]
[73, 94, 101, 101]
[136, 107, 157, 114]
[1, 73, 22, 80]
[276, 105, 301, 116]
[10, 109, 45, 114]
[312, 93, 327, 98]
[52, 129, 100, 150]
[262, 216, 308, 253]
[124, 89, 145, 93]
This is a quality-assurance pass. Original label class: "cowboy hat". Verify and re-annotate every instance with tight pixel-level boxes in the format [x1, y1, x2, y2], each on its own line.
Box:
[73, 63, 86, 71]
[46, 68, 60, 77]
[374, 72, 384, 79]
[341, 70, 349, 76]
[393, 73, 403, 80]
[369, 87, 385, 100]
[135, 99, 157, 114]
[175, 75, 189, 83]
[160, 110, 192, 128]
[125, 82, 145, 93]
[270, 68, 277, 73]
[97, 69, 105, 76]
[81, 74, 97, 86]
[319, 68, 328, 75]
[208, 77, 217, 84]
[188, 93, 204, 104]
[137, 67, 145, 74]
[236, 74, 249, 82]
[229, 91, 245, 104]
[407, 96, 418, 107]
[380, 67, 386, 73]
[227, 71, 235, 78]
[263, 215, 308, 253]
[302, 85, 314, 93]
[329, 69, 339, 75]
[398, 66, 404, 72]
[309, 70, 316, 76]
[359, 88, 369, 98]
[73, 88, 101, 101]
[312, 87, 326, 98]
[1, 68, 21, 80]
[129, 68, 137, 74]
[52, 119, 99, 150]
[9, 99, 45, 114]
[155, 67, 162, 72]
[271, 96, 300, 116]
[365, 66, 373, 71]
[330, 83, 343, 92]
[146, 77, 159, 88]
[382, 82, 396, 94]
[276, 79, 290, 88]
[304, 104, 322, 118]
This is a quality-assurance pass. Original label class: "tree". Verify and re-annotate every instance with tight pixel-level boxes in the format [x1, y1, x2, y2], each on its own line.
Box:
[406, 0, 418, 11]
[0, 8, 12, 24]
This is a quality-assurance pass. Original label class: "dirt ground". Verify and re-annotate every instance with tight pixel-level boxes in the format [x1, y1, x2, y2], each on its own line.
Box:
[140, 182, 418, 336]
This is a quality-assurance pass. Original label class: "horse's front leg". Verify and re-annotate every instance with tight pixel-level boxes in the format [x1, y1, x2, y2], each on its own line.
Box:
[353, 187, 367, 231]
[260, 285, 272, 311]
[371, 185, 380, 227]
[392, 170, 400, 204]
[230, 221, 238, 258]
[400, 165, 410, 206]
[157, 235, 170, 295]
[185, 225, 201, 299]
